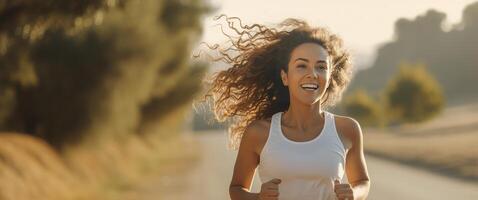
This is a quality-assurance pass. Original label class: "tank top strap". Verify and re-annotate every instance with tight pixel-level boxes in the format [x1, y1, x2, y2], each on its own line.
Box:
[325, 110, 339, 139]
[324, 110, 331, 128]
[270, 111, 282, 137]
[318, 110, 331, 138]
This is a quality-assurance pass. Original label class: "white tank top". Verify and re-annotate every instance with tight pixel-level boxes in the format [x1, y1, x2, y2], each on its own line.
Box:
[257, 110, 348, 200]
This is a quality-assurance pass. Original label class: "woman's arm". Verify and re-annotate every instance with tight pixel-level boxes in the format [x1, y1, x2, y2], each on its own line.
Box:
[344, 117, 371, 200]
[351, 180, 370, 200]
[229, 121, 264, 200]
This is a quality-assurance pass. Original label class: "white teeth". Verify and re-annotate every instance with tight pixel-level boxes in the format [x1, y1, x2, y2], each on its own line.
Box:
[300, 83, 318, 90]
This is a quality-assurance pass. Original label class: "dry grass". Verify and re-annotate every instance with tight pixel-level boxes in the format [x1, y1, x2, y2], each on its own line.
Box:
[0, 106, 201, 200]
[118, 133, 202, 200]
[0, 133, 83, 200]
[364, 103, 478, 182]
[0, 133, 200, 200]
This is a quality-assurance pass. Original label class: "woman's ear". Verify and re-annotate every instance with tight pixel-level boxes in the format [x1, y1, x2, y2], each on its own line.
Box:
[280, 69, 288, 86]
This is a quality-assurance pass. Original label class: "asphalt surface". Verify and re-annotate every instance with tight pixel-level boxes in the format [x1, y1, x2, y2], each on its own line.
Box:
[136, 131, 478, 200]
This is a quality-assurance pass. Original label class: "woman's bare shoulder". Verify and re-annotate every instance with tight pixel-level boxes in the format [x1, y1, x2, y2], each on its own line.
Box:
[242, 117, 272, 155]
[331, 113, 362, 151]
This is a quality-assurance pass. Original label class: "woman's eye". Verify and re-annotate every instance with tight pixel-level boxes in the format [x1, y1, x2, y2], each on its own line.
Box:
[297, 64, 306, 68]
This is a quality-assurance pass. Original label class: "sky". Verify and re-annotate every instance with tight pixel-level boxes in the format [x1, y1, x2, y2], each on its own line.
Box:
[198, 0, 478, 69]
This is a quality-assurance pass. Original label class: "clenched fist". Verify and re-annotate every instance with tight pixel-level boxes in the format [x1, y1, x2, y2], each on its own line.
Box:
[333, 179, 354, 200]
[258, 178, 281, 200]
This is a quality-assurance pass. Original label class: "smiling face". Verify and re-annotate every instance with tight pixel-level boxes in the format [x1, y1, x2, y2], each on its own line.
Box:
[280, 42, 331, 105]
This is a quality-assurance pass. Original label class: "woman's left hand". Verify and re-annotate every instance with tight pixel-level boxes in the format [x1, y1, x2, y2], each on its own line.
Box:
[333, 179, 354, 200]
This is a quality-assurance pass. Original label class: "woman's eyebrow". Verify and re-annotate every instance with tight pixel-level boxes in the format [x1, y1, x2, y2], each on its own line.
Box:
[294, 58, 327, 63]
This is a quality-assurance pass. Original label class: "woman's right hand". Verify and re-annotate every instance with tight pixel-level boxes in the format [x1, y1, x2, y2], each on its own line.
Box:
[258, 178, 281, 200]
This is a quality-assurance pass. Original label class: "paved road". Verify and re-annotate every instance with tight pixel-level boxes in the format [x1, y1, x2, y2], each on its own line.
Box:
[140, 131, 478, 200]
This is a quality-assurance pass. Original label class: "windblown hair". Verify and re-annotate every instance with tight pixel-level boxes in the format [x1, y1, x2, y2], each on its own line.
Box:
[196, 15, 353, 150]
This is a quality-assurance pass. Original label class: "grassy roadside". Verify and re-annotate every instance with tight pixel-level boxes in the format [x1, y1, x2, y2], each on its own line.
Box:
[102, 133, 202, 200]
[0, 105, 202, 200]
[93, 105, 203, 200]
[0, 132, 203, 200]
[363, 103, 478, 183]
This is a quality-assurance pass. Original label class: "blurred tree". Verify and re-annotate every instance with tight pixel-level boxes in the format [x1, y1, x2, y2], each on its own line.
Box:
[343, 89, 383, 127]
[138, 62, 209, 134]
[384, 63, 444, 124]
[0, 0, 213, 149]
[348, 2, 478, 105]
[463, 1, 478, 31]
[0, 0, 126, 144]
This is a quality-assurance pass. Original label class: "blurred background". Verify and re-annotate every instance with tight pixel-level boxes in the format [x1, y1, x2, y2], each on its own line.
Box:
[0, 0, 477, 200]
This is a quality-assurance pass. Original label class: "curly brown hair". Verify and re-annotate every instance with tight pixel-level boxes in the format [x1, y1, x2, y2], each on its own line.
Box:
[195, 15, 353, 150]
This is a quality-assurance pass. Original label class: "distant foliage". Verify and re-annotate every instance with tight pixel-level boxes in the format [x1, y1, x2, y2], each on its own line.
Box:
[384, 63, 444, 124]
[348, 2, 478, 104]
[343, 89, 382, 127]
[0, 0, 212, 149]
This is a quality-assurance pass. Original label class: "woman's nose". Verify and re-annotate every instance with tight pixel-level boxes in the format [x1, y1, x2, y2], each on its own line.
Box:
[307, 68, 320, 78]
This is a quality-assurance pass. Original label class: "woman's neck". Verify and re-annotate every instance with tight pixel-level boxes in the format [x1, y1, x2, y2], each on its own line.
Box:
[283, 102, 325, 132]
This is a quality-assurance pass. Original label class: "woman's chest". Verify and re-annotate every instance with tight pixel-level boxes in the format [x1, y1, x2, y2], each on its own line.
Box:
[259, 144, 345, 180]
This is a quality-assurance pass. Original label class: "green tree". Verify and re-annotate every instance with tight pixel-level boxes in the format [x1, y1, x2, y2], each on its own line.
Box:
[0, 0, 212, 149]
[384, 63, 444, 124]
[343, 89, 382, 127]
[348, 2, 478, 105]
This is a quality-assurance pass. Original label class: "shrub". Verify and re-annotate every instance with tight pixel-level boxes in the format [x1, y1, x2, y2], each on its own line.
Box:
[343, 89, 383, 127]
[384, 63, 444, 124]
